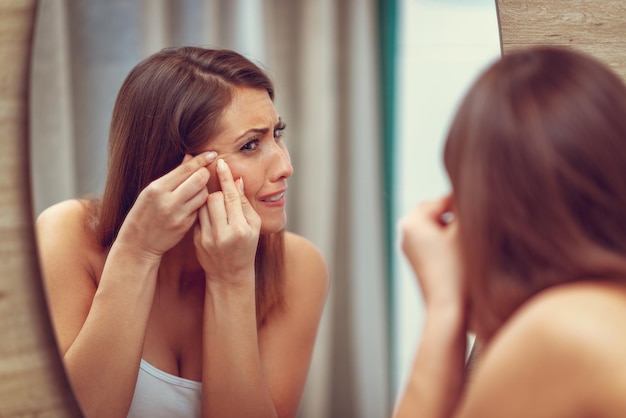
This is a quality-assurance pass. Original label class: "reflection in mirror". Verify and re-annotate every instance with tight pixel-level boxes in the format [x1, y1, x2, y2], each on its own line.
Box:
[30, 1, 389, 417]
[34, 46, 331, 418]
[390, 0, 501, 399]
[31, 6, 328, 418]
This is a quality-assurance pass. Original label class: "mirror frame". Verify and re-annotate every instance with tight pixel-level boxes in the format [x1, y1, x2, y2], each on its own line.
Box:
[2, 0, 622, 414]
[0, 0, 80, 415]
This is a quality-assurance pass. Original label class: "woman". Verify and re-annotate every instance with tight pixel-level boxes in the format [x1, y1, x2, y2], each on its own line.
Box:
[394, 46, 626, 417]
[36, 47, 329, 418]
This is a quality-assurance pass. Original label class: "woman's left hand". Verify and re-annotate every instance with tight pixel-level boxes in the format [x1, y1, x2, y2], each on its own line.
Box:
[193, 158, 261, 286]
[398, 194, 465, 310]
[394, 196, 469, 418]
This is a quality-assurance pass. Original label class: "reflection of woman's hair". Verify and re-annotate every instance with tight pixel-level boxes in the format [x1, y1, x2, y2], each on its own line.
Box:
[97, 47, 283, 323]
[444, 47, 626, 337]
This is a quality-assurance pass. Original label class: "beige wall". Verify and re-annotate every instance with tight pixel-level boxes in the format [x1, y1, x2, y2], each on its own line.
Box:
[0, 0, 624, 415]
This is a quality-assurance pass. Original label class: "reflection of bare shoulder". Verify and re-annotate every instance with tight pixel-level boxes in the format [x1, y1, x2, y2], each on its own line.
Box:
[461, 281, 626, 416]
[36, 199, 106, 284]
[281, 232, 329, 311]
[284, 232, 329, 290]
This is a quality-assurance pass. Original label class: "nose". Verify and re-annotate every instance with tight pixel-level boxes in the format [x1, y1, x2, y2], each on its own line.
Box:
[269, 142, 293, 182]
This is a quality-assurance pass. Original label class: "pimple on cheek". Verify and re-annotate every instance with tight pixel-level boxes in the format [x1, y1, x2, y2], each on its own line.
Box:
[205, 157, 243, 193]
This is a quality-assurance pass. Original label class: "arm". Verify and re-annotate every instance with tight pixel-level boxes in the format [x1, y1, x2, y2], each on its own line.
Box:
[37, 152, 216, 417]
[393, 196, 468, 418]
[195, 158, 273, 417]
[40, 215, 161, 418]
[394, 302, 467, 418]
[194, 160, 329, 417]
[202, 276, 274, 417]
[200, 237, 328, 418]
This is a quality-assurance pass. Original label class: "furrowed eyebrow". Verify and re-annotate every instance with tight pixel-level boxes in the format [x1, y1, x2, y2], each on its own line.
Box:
[235, 128, 269, 141]
[235, 118, 285, 141]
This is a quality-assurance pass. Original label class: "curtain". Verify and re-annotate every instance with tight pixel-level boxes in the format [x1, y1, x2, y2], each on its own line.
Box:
[30, 0, 390, 417]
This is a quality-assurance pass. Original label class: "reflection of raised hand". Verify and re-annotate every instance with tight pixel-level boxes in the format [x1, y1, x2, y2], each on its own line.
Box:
[394, 194, 468, 418]
[195, 158, 274, 417]
[115, 152, 217, 259]
[194, 158, 261, 285]
[399, 194, 465, 310]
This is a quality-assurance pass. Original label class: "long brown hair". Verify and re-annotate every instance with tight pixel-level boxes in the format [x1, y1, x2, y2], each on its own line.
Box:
[97, 46, 284, 323]
[444, 47, 626, 338]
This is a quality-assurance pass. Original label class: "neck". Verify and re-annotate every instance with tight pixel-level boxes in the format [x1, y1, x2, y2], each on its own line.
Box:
[158, 231, 203, 289]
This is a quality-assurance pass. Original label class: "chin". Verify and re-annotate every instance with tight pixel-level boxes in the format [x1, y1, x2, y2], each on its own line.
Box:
[259, 218, 287, 234]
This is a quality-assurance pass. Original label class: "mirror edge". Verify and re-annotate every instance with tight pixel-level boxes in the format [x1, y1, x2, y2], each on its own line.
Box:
[0, 0, 81, 415]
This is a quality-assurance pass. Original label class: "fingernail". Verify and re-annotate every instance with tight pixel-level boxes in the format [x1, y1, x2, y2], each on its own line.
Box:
[217, 158, 226, 171]
[205, 151, 217, 161]
[238, 177, 244, 194]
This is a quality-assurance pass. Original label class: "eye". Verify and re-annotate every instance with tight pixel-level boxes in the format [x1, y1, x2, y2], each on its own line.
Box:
[274, 122, 286, 142]
[240, 138, 260, 152]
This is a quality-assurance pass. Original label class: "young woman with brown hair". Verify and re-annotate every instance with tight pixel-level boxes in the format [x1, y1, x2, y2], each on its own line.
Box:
[394, 46, 626, 417]
[36, 47, 329, 418]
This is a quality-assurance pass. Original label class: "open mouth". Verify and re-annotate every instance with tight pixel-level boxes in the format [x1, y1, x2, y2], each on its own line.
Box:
[262, 192, 284, 202]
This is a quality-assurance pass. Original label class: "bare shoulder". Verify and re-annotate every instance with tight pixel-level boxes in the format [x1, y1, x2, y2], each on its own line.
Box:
[37, 199, 99, 247]
[37, 199, 93, 233]
[459, 281, 626, 417]
[282, 232, 330, 304]
[36, 199, 105, 280]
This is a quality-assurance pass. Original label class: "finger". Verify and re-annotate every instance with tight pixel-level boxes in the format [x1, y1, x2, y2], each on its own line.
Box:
[197, 202, 212, 232]
[182, 153, 193, 163]
[237, 178, 261, 228]
[173, 167, 211, 205]
[207, 191, 228, 227]
[159, 151, 218, 191]
[437, 193, 455, 225]
[215, 159, 246, 224]
[417, 194, 454, 225]
[180, 185, 209, 213]
[400, 198, 445, 236]
[194, 204, 212, 249]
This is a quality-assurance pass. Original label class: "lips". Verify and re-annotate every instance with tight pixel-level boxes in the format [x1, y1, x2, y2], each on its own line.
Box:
[262, 192, 285, 202]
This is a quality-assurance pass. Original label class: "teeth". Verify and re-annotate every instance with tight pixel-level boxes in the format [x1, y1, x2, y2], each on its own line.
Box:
[264, 192, 284, 202]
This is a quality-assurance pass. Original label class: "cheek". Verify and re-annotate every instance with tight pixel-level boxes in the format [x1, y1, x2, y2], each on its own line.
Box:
[280, 143, 291, 162]
[205, 158, 252, 193]
[222, 159, 258, 200]
[207, 166, 220, 192]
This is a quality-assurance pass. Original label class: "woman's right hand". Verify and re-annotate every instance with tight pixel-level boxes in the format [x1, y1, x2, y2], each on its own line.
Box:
[115, 152, 217, 259]
[193, 158, 262, 286]
[398, 194, 465, 309]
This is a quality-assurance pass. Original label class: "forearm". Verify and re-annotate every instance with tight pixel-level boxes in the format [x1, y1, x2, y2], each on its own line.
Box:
[202, 276, 277, 418]
[64, 244, 160, 417]
[394, 305, 467, 418]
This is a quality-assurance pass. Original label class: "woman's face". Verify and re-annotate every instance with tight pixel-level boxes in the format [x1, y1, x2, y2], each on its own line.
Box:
[203, 87, 293, 234]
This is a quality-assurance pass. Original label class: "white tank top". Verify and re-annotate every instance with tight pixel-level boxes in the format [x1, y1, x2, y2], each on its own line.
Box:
[127, 359, 201, 418]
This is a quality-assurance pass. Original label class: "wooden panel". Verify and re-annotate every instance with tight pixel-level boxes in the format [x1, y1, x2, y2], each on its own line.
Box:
[497, 0, 626, 81]
[0, 0, 81, 416]
[0, 0, 624, 415]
